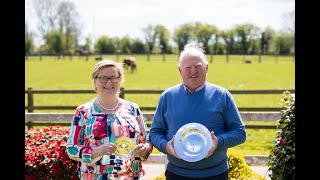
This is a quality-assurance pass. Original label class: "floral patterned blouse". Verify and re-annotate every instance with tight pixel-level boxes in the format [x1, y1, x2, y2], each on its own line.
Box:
[66, 98, 152, 180]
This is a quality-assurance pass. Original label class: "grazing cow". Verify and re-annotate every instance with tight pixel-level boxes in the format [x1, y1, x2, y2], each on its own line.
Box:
[123, 57, 137, 73]
[76, 49, 90, 61]
[245, 59, 252, 64]
[61, 50, 73, 60]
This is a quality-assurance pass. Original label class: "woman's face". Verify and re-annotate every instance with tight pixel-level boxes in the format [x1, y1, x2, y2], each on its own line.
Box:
[94, 66, 121, 97]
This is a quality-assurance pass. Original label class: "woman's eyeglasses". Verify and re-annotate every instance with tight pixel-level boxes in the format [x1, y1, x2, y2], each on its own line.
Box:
[96, 76, 120, 83]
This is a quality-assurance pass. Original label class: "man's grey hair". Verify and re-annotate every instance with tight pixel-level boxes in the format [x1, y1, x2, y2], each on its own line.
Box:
[178, 42, 208, 67]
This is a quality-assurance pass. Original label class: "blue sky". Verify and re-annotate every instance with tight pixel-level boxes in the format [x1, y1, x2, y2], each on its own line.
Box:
[25, 0, 295, 47]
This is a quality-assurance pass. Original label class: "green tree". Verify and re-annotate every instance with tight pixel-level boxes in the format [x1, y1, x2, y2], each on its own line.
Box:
[94, 36, 116, 54]
[222, 29, 236, 54]
[130, 38, 146, 54]
[282, 10, 295, 37]
[120, 36, 132, 54]
[275, 31, 293, 55]
[250, 38, 260, 54]
[25, 22, 35, 59]
[194, 22, 218, 54]
[31, 0, 82, 54]
[33, 0, 58, 40]
[173, 23, 194, 53]
[45, 30, 66, 59]
[260, 26, 275, 55]
[111, 36, 121, 55]
[154, 25, 170, 54]
[84, 36, 92, 53]
[212, 30, 222, 55]
[234, 23, 260, 54]
[282, 10, 295, 56]
[143, 24, 158, 58]
[57, 0, 82, 52]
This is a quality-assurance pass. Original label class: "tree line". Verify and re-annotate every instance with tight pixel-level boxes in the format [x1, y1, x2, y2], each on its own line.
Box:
[25, 0, 295, 58]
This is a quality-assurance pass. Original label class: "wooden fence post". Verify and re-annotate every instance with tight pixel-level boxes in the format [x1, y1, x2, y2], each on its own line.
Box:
[120, 87, 125, 99]
[147, 53, 150, 61]
[226, 53, 229, 63]
[27, 121, 33, 129]
[259, 54, 262, 63]
[27, 87, 34, 112]
[162, 53, 166, 62]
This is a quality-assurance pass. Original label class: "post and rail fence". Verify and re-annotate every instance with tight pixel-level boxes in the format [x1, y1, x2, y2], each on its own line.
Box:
[25, 87, 295, 130]
[26, 87, 295, 112]
[25, 87, 295, 165]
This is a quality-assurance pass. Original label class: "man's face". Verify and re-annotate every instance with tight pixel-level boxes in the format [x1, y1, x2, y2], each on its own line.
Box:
[179, 55, 207, 91]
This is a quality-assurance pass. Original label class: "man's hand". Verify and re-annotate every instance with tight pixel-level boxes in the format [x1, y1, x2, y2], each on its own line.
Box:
[205, 131, 218, 158]
[166, 136, 180, 159]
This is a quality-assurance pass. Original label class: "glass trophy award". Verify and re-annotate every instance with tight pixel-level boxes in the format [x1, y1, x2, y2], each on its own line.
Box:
[174, 123, 212, 162]
[114, 137, 136, 159]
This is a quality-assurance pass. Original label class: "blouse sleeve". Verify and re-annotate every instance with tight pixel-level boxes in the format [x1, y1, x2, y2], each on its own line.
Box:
[135, 105, 153, 159]
[66, 105, 94, 163]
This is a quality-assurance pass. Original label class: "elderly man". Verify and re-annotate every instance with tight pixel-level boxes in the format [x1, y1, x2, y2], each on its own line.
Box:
[149, 42, 246, 180]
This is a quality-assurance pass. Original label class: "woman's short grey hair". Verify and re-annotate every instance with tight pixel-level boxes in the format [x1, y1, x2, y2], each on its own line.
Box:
[92, 59, 125, 84]
[178, 42, 208, 67]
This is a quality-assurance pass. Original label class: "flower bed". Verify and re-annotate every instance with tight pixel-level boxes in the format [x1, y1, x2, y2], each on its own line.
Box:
[25, 126, 78, 180]
[25, 125, 267, 180]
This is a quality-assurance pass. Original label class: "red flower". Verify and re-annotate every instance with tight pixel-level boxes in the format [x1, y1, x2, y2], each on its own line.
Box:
[63, 160, 71, 166]
[279, 138, 285, 146]
[25, 126, 77, 179]
[72, 174, 79, 180]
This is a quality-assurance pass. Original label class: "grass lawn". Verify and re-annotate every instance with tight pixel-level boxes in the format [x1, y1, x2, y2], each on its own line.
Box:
[25, 56, 294, 113]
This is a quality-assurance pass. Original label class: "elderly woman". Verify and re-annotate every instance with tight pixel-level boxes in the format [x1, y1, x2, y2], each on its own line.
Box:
[67, 59, 153, 179]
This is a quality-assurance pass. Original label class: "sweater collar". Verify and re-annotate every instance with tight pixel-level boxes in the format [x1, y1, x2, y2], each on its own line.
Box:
[183, 82, 205, 93]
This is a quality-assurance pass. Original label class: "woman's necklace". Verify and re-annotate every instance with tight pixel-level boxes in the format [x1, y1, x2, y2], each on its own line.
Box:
[97, 97, 119, 111]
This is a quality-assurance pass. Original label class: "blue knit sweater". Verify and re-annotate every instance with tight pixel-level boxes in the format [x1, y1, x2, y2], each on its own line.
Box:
[149, 82, 246, 178]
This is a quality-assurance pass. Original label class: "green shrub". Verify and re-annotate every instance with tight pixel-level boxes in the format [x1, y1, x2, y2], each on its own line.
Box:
[268, 91, 295, 179]
[152, 148, 266, 180]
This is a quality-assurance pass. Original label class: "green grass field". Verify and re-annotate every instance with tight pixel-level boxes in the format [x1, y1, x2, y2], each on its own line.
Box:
[26, 55, 294, 112]
[25, 54, 294, 155]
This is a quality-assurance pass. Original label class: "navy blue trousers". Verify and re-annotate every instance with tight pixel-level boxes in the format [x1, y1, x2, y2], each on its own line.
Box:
[165, 169, 228, 180]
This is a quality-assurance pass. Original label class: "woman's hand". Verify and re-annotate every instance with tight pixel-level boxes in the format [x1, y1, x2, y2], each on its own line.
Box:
[101, 142, 117, 155]
[134, 143, 152, 161]
[92, 142, 117, 158]
[134, 143, 150, 157]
